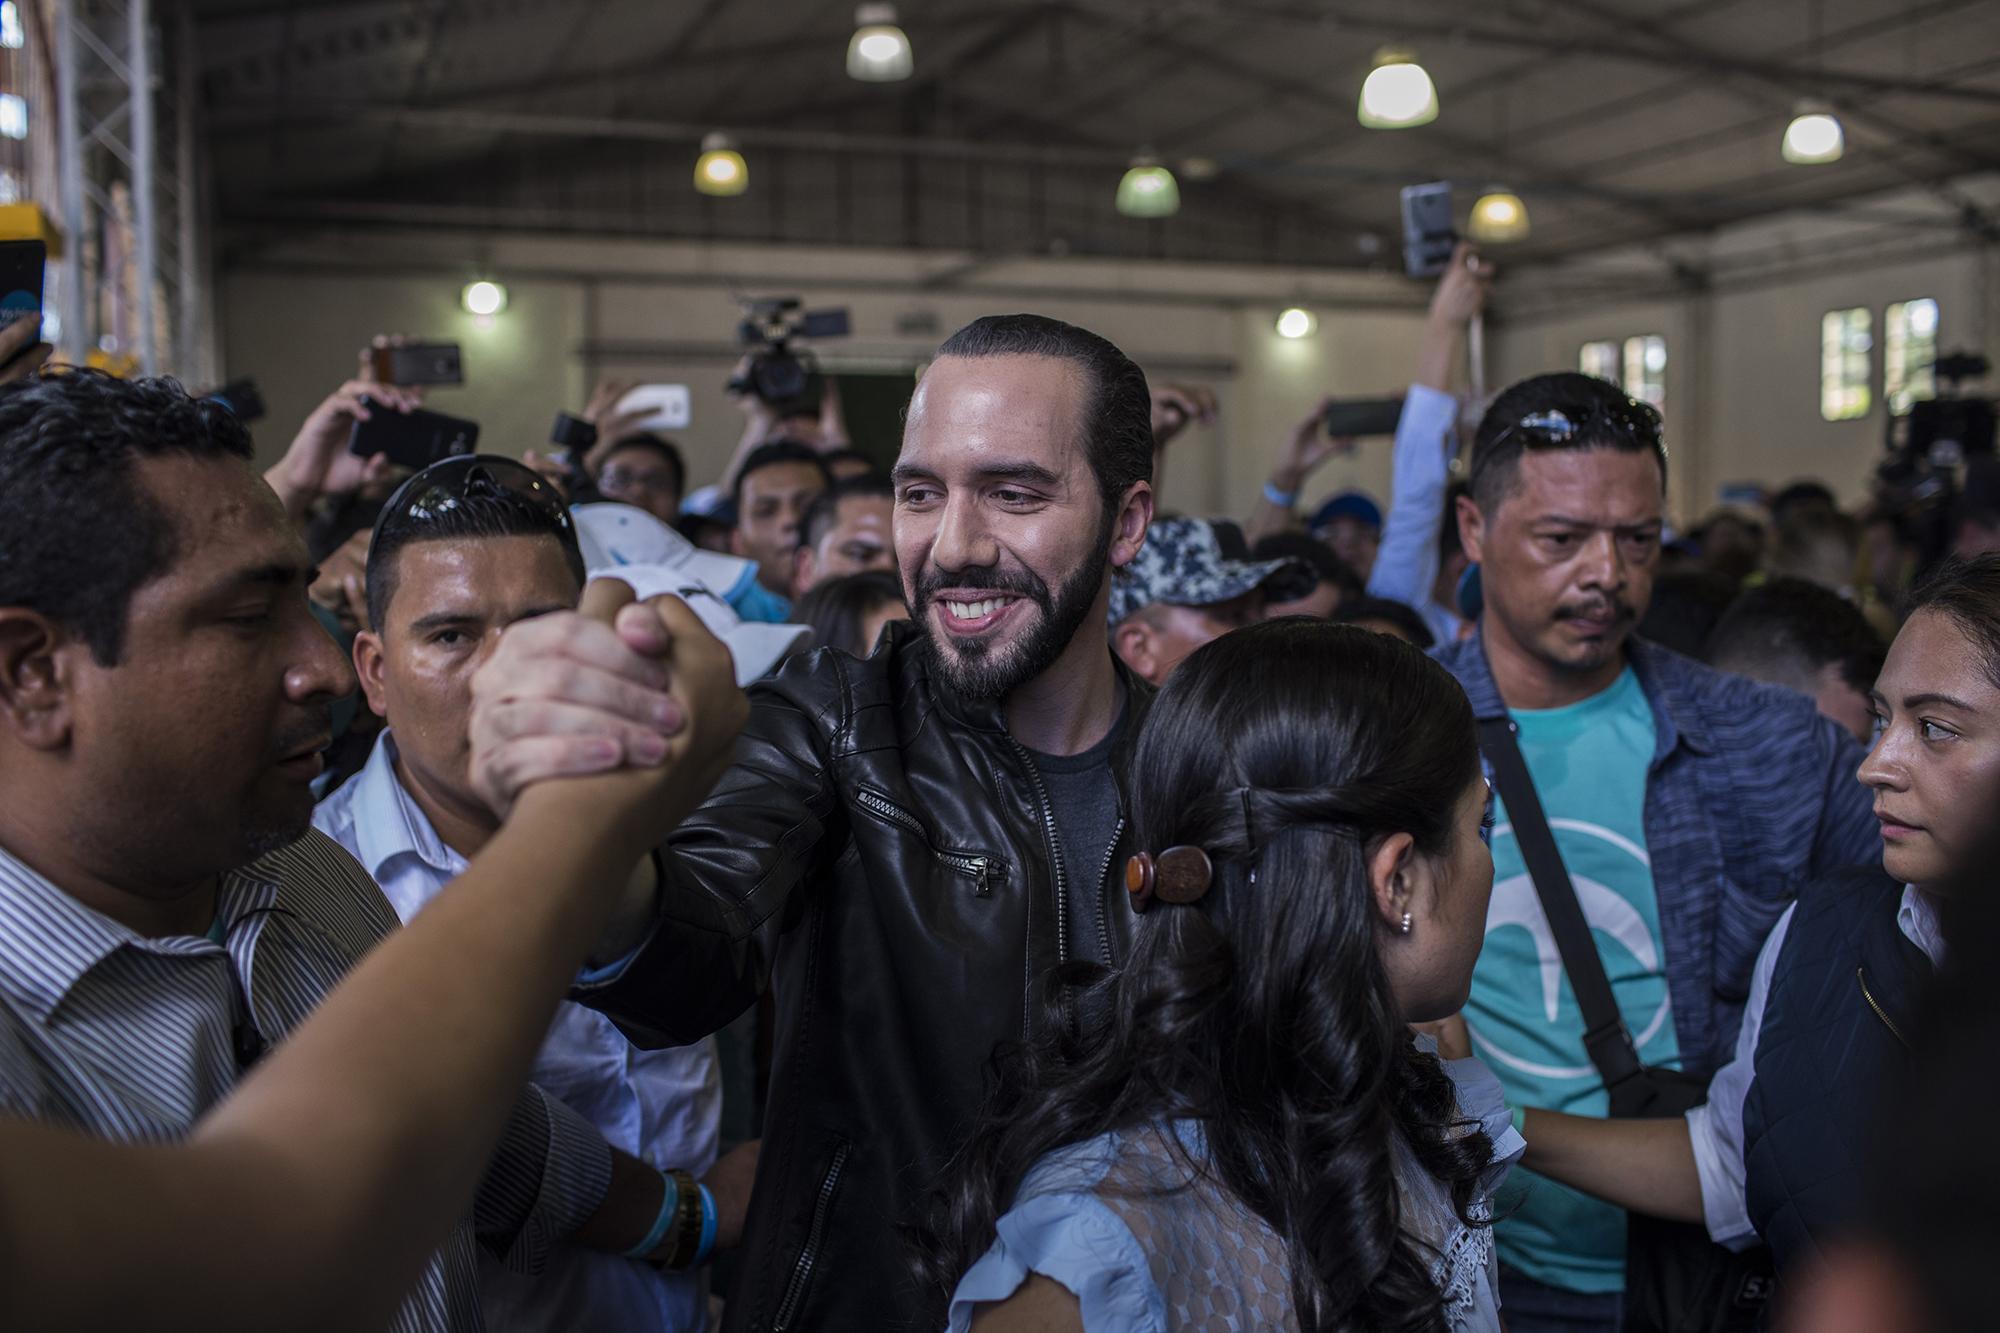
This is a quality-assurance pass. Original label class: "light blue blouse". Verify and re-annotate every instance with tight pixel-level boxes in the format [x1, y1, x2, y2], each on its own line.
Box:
[945, 1042, 1525, 1332]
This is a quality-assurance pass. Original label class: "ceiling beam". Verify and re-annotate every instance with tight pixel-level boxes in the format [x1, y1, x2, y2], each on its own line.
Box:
[1082, 0, 2000, 105]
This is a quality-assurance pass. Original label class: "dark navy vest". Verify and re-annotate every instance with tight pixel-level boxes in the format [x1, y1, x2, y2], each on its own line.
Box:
[1742, 867, 1929, 1272]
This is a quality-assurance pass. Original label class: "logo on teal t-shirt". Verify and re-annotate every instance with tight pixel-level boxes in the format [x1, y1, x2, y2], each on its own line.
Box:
[1465, 667, 1681, 1295]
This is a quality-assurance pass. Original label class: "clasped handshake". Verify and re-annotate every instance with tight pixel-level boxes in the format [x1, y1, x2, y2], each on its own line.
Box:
[469, 579, 751, 855]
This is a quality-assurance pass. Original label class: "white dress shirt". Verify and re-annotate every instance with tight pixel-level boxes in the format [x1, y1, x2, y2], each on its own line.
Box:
[1686, 884, 1942, 1249]
[316, 731, 722, 1333]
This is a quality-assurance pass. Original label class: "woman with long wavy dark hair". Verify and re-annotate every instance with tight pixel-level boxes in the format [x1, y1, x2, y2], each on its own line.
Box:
[916, 619, 1522, 1332]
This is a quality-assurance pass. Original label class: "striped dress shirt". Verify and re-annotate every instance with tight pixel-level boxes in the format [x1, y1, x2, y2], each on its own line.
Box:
[0, 830, 613, 1332]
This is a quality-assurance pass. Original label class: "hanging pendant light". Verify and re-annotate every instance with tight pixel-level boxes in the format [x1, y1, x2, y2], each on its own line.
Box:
[694, 132, 749, 196]
[1781, 101, 1844, 164]
[847, 4, 914, 82]
[1358, 48, 1439, 129]
[1468, 188, 1530, 243]
[1276, 307, 1318, 339]
[461, 280, 508, 316]
[1115, 153, 1180, 218]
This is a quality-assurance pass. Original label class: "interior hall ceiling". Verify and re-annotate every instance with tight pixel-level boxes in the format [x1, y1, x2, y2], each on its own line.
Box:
[194, 0, 2000, 278]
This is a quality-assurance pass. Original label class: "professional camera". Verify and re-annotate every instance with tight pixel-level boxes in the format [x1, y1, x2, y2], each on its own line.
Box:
[726, 297, 851, 414]
[1876, 350, 1998, 570]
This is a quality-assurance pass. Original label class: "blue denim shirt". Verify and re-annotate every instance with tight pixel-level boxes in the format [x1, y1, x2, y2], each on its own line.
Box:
[1434, 631, 1879, 1076]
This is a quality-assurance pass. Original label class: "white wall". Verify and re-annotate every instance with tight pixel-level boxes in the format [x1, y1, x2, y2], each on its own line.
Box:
[216, 230, 1435, 521]
[1489, 175, 2000, 523]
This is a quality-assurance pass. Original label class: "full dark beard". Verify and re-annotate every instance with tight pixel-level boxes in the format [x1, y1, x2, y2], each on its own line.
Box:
[918, 538, 1112, 701]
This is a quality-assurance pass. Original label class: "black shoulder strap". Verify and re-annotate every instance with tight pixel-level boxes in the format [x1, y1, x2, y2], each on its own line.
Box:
[1476, 716, 1647, 1100]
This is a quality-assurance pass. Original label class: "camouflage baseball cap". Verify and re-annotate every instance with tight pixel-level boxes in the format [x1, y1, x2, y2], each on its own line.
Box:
[1108, 516, 1316, 626]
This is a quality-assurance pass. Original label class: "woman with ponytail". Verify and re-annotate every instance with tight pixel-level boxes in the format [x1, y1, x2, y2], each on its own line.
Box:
[917, 619, 1522, 1332]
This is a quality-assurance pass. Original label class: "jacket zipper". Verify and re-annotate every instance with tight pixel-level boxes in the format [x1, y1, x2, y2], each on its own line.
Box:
[854, 788, 998, 895]
[1088, 817, 1125, 965]
[771, 1141, 851, 1332]
[1006, 739, 1071, 970]
[1856, 966, 1912, 1049]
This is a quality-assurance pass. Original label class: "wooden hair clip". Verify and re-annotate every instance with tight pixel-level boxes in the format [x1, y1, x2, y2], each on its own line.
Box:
[1124, 846, 1214, 913]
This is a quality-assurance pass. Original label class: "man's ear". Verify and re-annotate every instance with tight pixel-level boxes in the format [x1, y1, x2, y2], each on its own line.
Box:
[0, 609, 78, 751]
[351, 631, 392, 720]
[1455, 492, 1487, 566]
[1110, 482, 1154, 572]
[1367, 830, 1418, 933]
[1111, 617, 1157, 685]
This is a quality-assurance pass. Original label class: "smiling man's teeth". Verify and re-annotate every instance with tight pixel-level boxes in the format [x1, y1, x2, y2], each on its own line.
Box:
[945, 598, 1008, 620]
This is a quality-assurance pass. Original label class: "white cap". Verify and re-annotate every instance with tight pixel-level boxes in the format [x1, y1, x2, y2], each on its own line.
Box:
[574, 502, 809, 684]
[572, 501, 761, 597]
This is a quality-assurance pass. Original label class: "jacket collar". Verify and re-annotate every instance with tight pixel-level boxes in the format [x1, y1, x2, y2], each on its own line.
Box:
[1453, 626, 1712, 764]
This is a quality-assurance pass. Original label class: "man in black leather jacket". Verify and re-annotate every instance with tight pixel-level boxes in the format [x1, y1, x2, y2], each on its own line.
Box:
[468, 315, 1169, 1330]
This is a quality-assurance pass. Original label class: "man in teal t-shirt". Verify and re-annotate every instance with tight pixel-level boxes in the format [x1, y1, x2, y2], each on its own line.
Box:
[1467, 665, 1680, 1296]
[1436, 371, 1878, 1332]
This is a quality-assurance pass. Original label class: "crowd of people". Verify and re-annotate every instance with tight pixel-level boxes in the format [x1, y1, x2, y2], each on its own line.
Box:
[0, 237, 1994, 1333]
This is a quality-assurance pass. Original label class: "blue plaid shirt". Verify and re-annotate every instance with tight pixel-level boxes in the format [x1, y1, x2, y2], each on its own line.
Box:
[1434, 633, 1879, 1075]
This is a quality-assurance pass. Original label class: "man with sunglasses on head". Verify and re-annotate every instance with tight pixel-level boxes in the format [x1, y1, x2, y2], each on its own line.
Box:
[1437, 372, 1878, 1330]
[314, 456, 753, 1333]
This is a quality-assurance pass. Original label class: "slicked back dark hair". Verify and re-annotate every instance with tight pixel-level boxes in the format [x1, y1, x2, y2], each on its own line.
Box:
[799, 472, 893, 552]
[0, 369, 254, 665]
[1906, 554, 2000, 692]
[1705, 577, 1886, 697]
[1469, 372, 1667, 510]
[934, 314, 1154, 521]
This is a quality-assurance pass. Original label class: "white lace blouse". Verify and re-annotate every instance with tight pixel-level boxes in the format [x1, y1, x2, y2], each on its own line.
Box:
[944, 1042, 1525, 1332]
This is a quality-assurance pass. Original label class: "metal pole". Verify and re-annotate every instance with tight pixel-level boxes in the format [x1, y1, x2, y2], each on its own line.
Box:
[130, 0, 159, 374]
[55, 0, 87, 365]
[175, 0, 200, 380]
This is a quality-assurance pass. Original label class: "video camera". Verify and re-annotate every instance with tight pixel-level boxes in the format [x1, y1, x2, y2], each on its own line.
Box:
[1876, 350, 1997, 569]
[726, 297, 851, 415]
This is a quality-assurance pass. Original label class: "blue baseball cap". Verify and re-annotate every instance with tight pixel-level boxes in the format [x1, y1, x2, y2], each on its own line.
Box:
[1309, 490, 1383, 534]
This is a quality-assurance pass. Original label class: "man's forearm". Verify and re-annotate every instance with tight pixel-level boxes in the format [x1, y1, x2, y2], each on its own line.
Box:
[1413, 313, 1465, 394]
[574, 1147, 671, 1257]
[1520, 1109, 1704, 1223]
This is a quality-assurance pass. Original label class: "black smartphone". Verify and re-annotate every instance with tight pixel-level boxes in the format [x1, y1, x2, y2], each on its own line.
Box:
[1400, 182, 1457, 279]
[369, 341, 463, 386]
[0, 239, 45, 330]
[1324, 398, 1406, 438]
[348, 399, 479, 469]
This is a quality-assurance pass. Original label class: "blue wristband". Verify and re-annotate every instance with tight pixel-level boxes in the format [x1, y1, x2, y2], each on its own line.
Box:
[623, 1171, 680, 1260]
[1263, 480, 1298, 508]
[694, 1183, 719, 1266]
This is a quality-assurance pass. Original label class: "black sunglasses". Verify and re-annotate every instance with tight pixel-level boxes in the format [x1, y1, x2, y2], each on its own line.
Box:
[376, 455, 576, 541]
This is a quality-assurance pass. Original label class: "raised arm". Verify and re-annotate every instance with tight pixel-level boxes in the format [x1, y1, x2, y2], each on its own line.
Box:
[0, 582, 747, 1333]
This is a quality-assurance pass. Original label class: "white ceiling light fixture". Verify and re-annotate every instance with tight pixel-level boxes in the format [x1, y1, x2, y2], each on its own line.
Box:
[1468, 188, 1530, 243]
[1115, 153, 1180, 218]
[1358, 48, 1438, 129]
[1276, 307, 1318, 339]
[461, 279, 508, 317]
[1781, 101, 1844, 164]
[694, 132, 749, 196]
[847, 4, 914, 82]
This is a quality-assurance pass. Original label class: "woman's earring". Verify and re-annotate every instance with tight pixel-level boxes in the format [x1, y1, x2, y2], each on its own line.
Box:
[1399, 911, 1413, 935]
